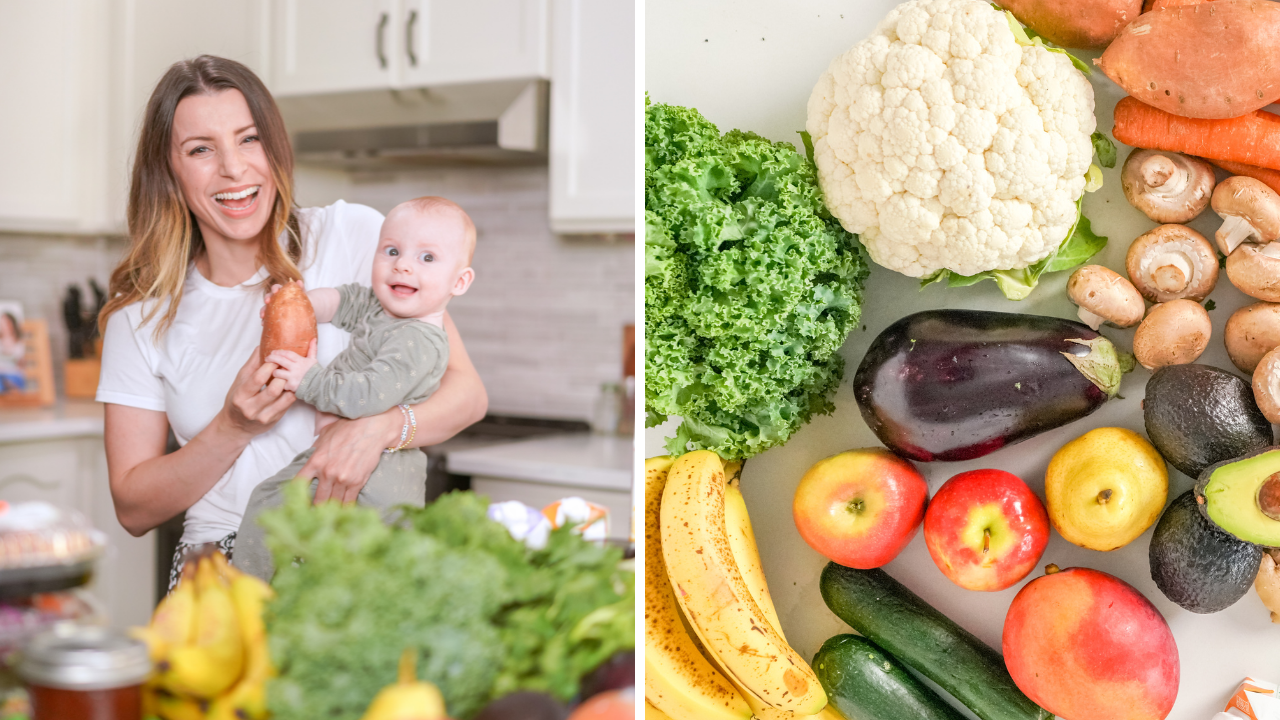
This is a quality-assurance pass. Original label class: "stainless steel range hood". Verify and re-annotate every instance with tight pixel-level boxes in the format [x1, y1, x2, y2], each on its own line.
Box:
[275, 79, 548, 169]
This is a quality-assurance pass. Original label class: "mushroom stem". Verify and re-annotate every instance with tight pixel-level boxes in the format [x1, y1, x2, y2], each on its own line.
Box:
[1150, 252, 1193, 294]
[1141, 155, 1190, 199]
[1218, 215, 1260, 256]
[1263, 243, 1280, 260]
[1076, 306, 1106, 331]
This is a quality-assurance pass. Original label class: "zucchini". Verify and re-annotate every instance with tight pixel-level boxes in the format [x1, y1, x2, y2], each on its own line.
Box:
[820, 563, 1052, 720]
[812, 634, 967, 720]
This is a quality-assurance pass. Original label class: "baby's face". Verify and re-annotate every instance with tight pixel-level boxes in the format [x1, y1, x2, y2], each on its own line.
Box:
[372, 205, 474, 320]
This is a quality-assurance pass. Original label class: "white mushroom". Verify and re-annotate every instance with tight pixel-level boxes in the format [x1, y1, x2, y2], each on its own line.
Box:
[1211, 175, 1280, 256]
[1253, 346, 1280, 424]
[1066, 265, 1145, 330]
[1227, 242, 1280, 303]
[1225, 303, 1280, 374]
[1132, 299, 1212, 371]
[1125, 224, 1220, 303]
[1121, 149, 1215, 224]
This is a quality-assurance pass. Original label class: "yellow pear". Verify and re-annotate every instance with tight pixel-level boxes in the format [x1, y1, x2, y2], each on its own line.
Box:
[360, 648, 447, 720]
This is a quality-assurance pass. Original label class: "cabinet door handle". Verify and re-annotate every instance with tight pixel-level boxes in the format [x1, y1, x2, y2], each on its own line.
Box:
[376, 12, 389, 69]
[406, 9, 419, 67]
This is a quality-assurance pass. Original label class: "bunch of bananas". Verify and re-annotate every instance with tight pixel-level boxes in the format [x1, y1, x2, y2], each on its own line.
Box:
[644, 452, 840, 720]
[132, 551, 275, 720]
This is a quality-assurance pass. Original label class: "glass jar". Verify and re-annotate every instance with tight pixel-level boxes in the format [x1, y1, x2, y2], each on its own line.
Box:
[16, 625, 151, 720]
[591, 382, 623, 435]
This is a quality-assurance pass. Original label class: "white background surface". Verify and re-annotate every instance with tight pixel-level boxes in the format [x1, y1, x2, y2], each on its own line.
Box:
[645, 2, 1278, 719]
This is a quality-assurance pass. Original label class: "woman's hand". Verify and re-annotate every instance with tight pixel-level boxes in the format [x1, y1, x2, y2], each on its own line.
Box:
[220, 345, 297, 439]
[300, 411, 401, 505]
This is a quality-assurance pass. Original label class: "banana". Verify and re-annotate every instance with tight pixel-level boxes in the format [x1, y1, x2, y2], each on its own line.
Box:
[646, 701, 674, 720]
[151, 571, 199, 648]
[158, 556, 245, 699]
[643, 455, 752, 720]
[661, 450, 826, 715]
[204, 634, 271, 720]
[205, 571, 276, 720]
[153, 689, 208, 720]
[723, 464, 783, 636]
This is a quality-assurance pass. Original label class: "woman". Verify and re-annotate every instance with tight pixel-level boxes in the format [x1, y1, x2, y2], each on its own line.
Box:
[96, 56, 487, 582]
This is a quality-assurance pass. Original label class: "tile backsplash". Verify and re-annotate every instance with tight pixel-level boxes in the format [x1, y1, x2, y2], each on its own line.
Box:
[0, 234, 126, 393]
[297, 164, 635, 422]
[0, 165, 635, 422]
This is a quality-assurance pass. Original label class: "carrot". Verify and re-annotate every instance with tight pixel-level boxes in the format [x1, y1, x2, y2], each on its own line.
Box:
[1142, 0, 1217, 12]
[1209, 159, 1280, 197]
[1112, 96, 1280, 171]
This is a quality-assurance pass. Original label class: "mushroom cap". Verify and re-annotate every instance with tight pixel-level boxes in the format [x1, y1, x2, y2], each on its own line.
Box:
[1125, 224, 1220, 303]
[1121, 149, 1215, 224]
[1254, 347, 1280, 424]
[1132, 298, 1212, 371]
[1225, 302, 1280, 374]
[1226, 242, 1280, 303]
[1066, 265, 1145, 329]
[1211, 175, 1280, 255]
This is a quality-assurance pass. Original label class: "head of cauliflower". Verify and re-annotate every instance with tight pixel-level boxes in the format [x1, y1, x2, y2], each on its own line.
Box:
[807, 0, 1096, 279]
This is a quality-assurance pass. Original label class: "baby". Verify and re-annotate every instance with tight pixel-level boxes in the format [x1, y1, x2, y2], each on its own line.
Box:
[232, 196, 476, 580]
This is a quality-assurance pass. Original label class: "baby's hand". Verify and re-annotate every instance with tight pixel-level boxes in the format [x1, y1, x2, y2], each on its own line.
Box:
[265, 338, 318, 392]
[259, 281, 305, 319]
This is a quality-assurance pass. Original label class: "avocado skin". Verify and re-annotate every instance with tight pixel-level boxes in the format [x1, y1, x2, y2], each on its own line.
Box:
[1150, 490, 1262, 613]
[1194, 445, 1280, 548]
[1144, 365, 1273, 479]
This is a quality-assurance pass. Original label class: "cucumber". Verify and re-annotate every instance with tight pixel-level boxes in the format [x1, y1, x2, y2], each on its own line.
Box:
[812, 634, 967, 720]
[820, 563, 1052, 720]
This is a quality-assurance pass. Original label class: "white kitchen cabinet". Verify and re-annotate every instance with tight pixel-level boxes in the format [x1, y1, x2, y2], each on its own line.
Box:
[111, 0, 272, 232]
[271, 0, 396, 96]
[272, 0, 547, 97]
[0, 1, 114, 234]
[400, 0, 548, 87]
[0, 426, 156, 631]
[0, 0, 270, 235]
[547, 0, 635, 234]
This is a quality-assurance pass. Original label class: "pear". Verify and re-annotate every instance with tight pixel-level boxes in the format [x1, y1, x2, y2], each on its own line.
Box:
[360, 648, 447, 720]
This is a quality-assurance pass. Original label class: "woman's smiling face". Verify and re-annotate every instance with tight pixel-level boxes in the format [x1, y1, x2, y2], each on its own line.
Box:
[169, 89, 277, 245]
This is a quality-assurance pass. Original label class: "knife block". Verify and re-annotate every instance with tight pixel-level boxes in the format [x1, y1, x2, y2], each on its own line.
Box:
[63, 359, 100, 399]
[63, 336, 102, 399]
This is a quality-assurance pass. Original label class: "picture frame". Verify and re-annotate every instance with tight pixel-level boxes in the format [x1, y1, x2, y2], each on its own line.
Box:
[0, 311, 56, 408]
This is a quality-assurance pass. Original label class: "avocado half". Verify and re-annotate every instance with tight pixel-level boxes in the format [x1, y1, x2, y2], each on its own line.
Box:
[1144, 364, 1274, 479]
[1150, 490, 1262, 613]
[1195, 446, 1280, 547]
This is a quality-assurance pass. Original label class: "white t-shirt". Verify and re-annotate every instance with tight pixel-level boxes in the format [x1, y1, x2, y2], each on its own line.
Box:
[97, 201, 384, 544]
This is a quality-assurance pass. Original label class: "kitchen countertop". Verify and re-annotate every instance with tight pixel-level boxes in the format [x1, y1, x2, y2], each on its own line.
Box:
[446, 432, 633, 491]
[647, 3, 1278, 719]
[0, 399, 104, 444]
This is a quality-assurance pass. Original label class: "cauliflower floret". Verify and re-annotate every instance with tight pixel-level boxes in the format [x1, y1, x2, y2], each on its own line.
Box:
[807, 0, 1095, 279]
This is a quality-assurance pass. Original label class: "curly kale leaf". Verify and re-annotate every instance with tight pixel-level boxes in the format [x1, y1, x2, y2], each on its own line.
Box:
[645, 100, 869, 460]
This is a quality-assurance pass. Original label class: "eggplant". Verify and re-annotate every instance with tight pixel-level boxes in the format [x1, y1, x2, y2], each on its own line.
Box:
[853, 310, 1134, 462]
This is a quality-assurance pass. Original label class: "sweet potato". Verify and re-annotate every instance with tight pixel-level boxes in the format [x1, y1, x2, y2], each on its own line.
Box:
[261, 281, 316, 358]
[1099, 0, 1280, 119]
[1143, 0, 1217, 12]
[1000, 0, 1142, 49]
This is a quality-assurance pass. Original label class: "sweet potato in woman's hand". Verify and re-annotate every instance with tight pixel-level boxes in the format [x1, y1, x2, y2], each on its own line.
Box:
[261, 280, 316, 358]
[1100, 0, 1280, 119]
[1000, 0, 1141, 49]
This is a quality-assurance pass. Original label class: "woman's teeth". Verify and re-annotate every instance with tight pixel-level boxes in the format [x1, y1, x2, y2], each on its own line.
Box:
[214, 186, 260, 209]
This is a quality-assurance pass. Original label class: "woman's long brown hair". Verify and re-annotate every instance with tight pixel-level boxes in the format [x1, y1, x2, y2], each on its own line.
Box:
[99, 55, 302, 339]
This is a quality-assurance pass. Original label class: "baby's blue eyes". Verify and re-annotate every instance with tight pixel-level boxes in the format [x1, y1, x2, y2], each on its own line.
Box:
[382, 247, 434, 263]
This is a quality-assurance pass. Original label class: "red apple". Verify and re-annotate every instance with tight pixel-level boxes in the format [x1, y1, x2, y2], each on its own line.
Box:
[923, 469, 1049, 591]
[792, 448, 927, 569]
